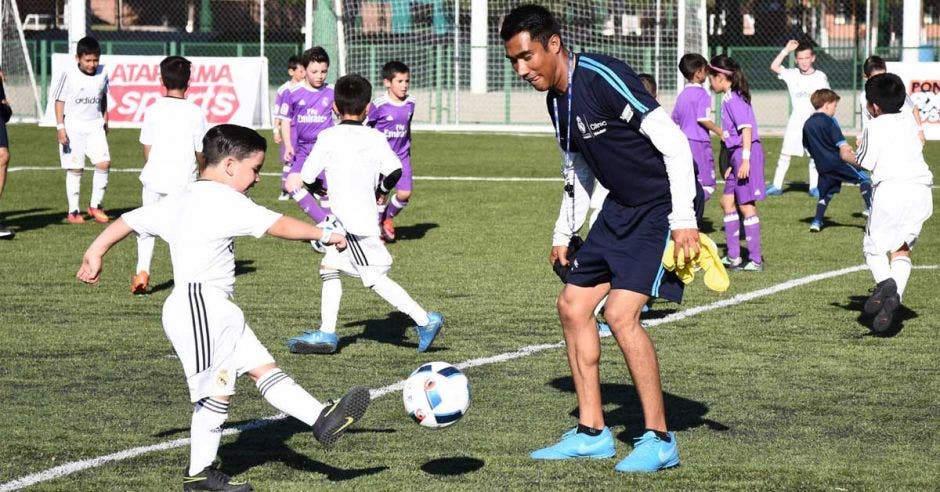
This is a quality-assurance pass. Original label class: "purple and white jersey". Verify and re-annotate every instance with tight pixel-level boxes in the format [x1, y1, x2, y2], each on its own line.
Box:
[286, 84, 334, 145]
[720, 91, 760, 149]
[367, 94, 415, 161]
[671, 83, 712, 143]
[273, 80, 300, 161]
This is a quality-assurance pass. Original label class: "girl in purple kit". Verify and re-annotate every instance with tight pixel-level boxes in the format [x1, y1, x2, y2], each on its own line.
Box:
[367, 61, 415, 242]
[708, 54, 766, 271]
[280, 47, 335, 226]
[673, 54, 723, 201]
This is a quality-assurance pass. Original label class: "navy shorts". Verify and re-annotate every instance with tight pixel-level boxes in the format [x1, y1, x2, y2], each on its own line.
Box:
[818, 164, 869, 198]
[568, 198, 684, 303]
[0, 122, 8, 148]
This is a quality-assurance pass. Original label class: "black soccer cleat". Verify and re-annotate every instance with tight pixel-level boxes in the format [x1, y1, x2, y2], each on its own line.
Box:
[183, 465, 252, 491]
[312, 386, 370, 447]
[864, 278, 897, 315]
[871, 291, 901, 333]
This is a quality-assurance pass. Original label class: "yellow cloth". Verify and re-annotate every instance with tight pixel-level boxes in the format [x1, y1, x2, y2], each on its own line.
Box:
[661, 233, 730, 292]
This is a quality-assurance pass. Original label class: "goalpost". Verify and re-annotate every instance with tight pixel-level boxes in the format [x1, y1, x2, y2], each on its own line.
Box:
[0, 0, 42, 123]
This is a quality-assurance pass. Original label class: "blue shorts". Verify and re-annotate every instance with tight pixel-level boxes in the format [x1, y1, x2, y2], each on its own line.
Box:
[818, 164, 869, 198]
[568, 198, 684, 303]
[0, 121, 8, 148]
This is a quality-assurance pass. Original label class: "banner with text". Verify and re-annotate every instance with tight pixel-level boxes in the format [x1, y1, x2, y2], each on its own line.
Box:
[887, 61, 940, 141]
[43, 54, 270, 129]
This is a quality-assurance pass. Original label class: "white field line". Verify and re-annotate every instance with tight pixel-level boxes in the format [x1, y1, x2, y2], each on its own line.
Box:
[5, 264, 937, 491]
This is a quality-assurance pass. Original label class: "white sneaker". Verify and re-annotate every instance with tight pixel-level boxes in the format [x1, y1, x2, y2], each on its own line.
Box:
[278, 192, 290, 201]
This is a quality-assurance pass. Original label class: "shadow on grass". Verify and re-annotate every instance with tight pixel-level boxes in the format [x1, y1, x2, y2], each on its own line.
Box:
[1, 206, 136, 233]
[698, 215, 715, 235]
[421, 456, 484, 476]
[549, 376, 729, 442]
[340, 311, 447, 353]
[798, 216, 865, 231]
[391, 222, 438, 241]
[831, 294, 918, 337]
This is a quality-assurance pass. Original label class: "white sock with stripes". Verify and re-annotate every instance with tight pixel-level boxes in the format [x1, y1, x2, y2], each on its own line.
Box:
[65, 171, 81, 213]
[256, 368, 324, 426]
[370, 274, 430, 326]
[319, 270, 342, 333]
[188, 397, 229, 476]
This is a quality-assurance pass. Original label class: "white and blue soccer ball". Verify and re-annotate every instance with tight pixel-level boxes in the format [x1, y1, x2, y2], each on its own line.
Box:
[402, 361, 470, 428]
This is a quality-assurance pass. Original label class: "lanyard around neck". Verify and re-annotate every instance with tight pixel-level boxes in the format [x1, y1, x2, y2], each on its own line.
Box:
[552, 51, 575, 197]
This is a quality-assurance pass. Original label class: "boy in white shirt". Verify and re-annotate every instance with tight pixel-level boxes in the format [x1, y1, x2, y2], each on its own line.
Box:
[54, 36, 112, 224]
[858, 55, 926, 144]
[855, 73, 934, 333]
[77, 124, 369, 491]
[767, 40, 830, 197]
[132, 56, 208, 295]
[285, 74, 444, 355]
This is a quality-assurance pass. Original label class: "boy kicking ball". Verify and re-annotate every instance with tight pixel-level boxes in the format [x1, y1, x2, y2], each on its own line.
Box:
[78, 124, 369, 491]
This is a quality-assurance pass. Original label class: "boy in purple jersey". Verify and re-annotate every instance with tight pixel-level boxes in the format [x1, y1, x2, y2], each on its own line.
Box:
[273, 55, 305, 201]
[279, 47, 334, 227]
[367, 61, 415, 242]
[708, 54, 766, 271]
[673, 54, 724, 201]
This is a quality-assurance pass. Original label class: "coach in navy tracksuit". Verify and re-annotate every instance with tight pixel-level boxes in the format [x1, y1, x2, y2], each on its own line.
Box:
[501, 5, 700, 472]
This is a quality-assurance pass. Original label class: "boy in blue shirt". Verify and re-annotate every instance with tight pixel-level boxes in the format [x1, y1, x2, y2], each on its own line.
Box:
[802, 89, 872, 232]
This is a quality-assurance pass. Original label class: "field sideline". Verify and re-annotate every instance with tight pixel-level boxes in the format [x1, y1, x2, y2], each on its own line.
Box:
[0, 126, 938, 490]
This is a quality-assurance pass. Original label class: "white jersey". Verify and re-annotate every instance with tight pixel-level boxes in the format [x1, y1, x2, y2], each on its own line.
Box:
[300, 122, 402, 236]
[52, 63, 108, 125]
[778, 68, 829, 119]
[139, 97, 207, 194]
[122, 180, 282, 296]
[856, 112, 933, 187]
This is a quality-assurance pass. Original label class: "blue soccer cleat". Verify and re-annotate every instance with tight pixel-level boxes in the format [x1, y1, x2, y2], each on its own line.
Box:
[531, 427, 616, 460]
[287, 330, 338, 354]
[765, 184, 784, 196]
[614, 431, 680, 472]
[597, 321, 611, 335]
[415, 312, 444, 353]
[808, 187, 820, 198]
[809, 220, 822, 232]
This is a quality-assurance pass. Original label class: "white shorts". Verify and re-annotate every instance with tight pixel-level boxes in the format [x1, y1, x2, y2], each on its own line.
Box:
[781, 114, 809, 157]
[863, 182, 933, 255]
[162, 284, 275, 402]
[60, 120, 110, 169]
[321, 234, 392, 287]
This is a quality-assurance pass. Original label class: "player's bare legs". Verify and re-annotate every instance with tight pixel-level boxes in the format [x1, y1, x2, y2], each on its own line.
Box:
[556, 282, 611, 429]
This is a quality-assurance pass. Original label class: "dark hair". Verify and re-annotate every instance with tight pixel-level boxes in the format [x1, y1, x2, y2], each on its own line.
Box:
[287, 54, 303, 70]
[795, 42, 815, 55]
[708, 54, 751, 104]
[678, 53, 708, 80]
[865, 73, 905, 114]
[201, 124, 267, 172]
[76, 36, 101, 57]
[301, 46, 330, 68]
[160, 56, 191, 91]
[334, 74, 372, 116]
[863, 55, 887, 77]
[638, 73, 657, 97]
[810, 88, 840, 109]
[499, 4, 562, 49]
[381, 60, 410, 81]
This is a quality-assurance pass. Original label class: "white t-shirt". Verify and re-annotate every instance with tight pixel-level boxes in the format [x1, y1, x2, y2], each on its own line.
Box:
[299, 122, 402, 236]
[52, 63, 108, 125]
[139, 97, 208, 194]
[858, 89, 916, 130]
[778, 68, 829, 119]
[856, 112, 933, 187]
[122, 180, 282, 296]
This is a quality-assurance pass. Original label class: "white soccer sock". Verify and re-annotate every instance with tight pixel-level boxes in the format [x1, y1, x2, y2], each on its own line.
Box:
[136, 234, 155, 274]
[188, 397, 229, 476]
[593, 295, 608, 316]
[772, 154, 791, 189]
[90, 168, 109, 208]
[891, 256, 912, 301]
[65, 171, 81, 212]
[319, 270, 342, 333]
[865, 252, 892, 284]
[808, 159, 819, 190]
[255, 368, 324, 426]
[370, 274, 431, 326]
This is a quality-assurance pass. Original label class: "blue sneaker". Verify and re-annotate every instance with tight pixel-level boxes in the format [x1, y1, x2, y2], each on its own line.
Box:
[598, 322, 611, 335]
[287, 330, 338, 354]
[809, 220, 822, 232]
[765, 184, 784, 196]
[809, 187, 819, 198]
[862, 208, 871, 218]
[531, 427, 616, 460]
[415, 312, 444, 353]
[614, 431, 680, 472]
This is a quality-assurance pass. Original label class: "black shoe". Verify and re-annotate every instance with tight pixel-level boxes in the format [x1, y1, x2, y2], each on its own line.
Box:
[0, 225, 13, 239]
[864, 278, 897, 315]
[872, 292, 901, 333]
[183, 466, 252, 491]
[311, 386, 370, 446]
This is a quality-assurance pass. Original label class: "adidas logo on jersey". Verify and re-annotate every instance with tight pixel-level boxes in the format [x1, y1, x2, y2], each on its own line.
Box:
[74, 96, 102, 105]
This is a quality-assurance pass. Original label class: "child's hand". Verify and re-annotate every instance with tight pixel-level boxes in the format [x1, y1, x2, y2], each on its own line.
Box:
[327, 233, 347, 251]
[284, 144, 294, 163]
[785, 39, 799, 52]
[284, 173, 303, 193]
[57, 128, 69, 145]
[77, 254, 102, 284]
[738, 159, 750, 179]
[723, 166, 732, 179]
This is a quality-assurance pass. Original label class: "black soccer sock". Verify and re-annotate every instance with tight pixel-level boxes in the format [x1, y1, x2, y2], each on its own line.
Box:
[646, 428, 671, 442]
[576, 424, 603, 436]
[813, 197, 829, 223]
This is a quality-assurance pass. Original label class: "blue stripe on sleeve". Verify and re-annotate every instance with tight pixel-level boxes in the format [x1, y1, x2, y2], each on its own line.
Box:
[579, 56, 649, 113]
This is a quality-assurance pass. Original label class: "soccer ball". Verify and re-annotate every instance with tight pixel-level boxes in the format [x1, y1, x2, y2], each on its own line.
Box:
[402, 361, 470, 428]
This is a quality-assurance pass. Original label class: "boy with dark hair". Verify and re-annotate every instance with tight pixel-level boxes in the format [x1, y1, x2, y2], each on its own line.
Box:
[285, 74, 444, 355]
[802, 88, 872, 232]
[273, 54, 305, 201]
[54, 35, 112, 224]
[78, 124, 369, 491]
[132, 56, 207, 294]
[859, 55, 925, 144]
[368, 60, 415, 242]
[856, 73, 933, 332]
[673, 53, 723, 201]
